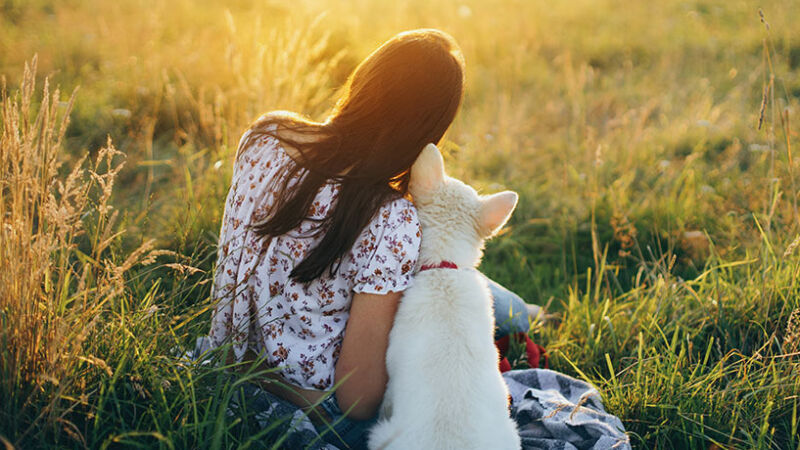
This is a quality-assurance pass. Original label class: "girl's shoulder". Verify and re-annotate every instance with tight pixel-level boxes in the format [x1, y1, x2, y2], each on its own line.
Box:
[357, 196, 421, 263]
[351, 196, 421, 294]
[373, 196, 419, 235]
[232, 120, 298, 176]
[235, 112, 316, 167]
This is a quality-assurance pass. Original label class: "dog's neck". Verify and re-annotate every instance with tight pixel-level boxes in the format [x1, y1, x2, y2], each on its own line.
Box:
[416, 224, 484, 270]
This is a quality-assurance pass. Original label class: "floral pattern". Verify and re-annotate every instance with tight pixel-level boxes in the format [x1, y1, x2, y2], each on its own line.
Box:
[209, 127, 420, 390]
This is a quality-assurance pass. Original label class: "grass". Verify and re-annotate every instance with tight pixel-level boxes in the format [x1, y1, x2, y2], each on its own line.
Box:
[1, 0, 799, 448]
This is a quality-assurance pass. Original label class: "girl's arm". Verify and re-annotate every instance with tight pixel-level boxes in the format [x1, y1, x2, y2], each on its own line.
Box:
[334, 290, 401, 420]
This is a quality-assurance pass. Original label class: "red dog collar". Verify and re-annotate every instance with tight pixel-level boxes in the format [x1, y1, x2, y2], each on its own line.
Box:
[419, 261, 459, 272]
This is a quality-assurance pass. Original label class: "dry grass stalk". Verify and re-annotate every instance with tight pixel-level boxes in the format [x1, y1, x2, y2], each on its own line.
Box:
[783, 235, 800, 258]
[784, 308, 800, 356]
[0, 58, 152, 443]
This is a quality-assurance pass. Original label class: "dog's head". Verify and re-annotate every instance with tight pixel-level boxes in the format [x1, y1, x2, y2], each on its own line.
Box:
[409, 143, 517, 266]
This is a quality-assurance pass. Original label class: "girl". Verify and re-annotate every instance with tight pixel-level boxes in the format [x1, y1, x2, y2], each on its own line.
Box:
[208, 29, 539, 449]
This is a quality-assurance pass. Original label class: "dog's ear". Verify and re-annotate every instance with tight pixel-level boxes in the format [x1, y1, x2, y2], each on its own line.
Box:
[409, 143, 446, 196]
[479, 191, 518, 237]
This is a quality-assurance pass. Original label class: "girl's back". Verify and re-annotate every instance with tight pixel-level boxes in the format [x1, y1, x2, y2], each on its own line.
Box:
[209, 127, 420, 391]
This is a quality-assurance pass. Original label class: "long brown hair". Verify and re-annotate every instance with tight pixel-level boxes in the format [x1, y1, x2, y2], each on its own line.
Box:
[243, 29, 465, 283]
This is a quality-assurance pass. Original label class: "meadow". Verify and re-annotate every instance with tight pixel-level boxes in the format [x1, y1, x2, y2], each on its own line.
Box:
[1, 0, 800, 448]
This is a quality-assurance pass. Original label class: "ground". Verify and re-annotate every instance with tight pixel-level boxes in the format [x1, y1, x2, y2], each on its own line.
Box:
[1, 0, 799, 448]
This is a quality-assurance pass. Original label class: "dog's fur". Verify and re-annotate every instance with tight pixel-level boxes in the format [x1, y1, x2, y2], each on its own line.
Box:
[367, 144, 521, 450]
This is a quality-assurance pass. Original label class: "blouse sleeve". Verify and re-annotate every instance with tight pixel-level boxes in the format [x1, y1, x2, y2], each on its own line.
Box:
[352, 198, 421, 294]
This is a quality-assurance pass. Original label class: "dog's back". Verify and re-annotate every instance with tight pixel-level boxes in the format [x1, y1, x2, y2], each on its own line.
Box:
[369, 269, 520, 449]
[368, 144, 520, 450]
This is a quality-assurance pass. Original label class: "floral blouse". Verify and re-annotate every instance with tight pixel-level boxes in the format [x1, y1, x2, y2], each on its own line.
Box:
[208, 126, 421, 390]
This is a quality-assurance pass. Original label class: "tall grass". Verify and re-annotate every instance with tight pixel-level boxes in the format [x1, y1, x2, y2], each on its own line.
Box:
[0, 58, 287, 449]
[0, 55, 121, 443]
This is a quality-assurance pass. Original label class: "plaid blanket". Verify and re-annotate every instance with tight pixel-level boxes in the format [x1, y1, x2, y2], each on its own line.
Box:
[187, 338, 630, 449]
[504, 369, 630, 450]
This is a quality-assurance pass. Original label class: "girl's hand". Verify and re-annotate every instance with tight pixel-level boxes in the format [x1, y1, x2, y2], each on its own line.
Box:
[333, 290, 401, 420]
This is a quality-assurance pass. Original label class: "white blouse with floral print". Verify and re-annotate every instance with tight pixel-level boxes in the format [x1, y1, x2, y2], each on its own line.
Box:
[208, 127, 421, 391]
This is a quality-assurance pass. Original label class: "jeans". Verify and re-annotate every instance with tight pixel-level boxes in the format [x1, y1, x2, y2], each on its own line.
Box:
[486, 275, 535, 339]
[314, 274, 535, 449]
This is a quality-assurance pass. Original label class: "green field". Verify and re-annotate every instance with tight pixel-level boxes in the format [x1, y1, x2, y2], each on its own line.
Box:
[2, 0, 800, 448]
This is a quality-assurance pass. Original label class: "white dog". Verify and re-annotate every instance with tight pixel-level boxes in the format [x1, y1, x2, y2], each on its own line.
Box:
[368, 144, 521, 450]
